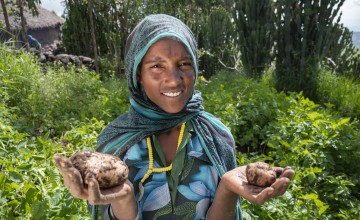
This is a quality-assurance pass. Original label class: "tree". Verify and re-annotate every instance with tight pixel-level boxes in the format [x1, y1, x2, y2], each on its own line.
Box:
[233, 0, 275, 80]
[87, 0, 99, 72]
[325, 24, 360, 79]
[202, 6, 235, 77]
[16, 0, 29, 50]
[62, 0, 238, 77]
[274, 0, 345, 100]
[0, 0, 11, 39]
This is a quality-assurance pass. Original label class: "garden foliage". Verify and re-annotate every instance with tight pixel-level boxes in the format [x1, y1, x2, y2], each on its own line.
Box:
[1, 44, 360, 219]
[198, 72, 360, 219]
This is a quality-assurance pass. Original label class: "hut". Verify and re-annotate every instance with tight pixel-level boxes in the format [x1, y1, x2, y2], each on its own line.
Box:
[0, 4, 64, 50]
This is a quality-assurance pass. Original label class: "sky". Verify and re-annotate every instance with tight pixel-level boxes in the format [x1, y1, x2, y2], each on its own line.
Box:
[41, 0, 360, 32]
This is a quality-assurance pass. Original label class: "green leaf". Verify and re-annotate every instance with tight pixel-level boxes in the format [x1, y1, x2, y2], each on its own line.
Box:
[18, 163, 32, 170]
[8, 171, 23, 182]
[319, 205, 329, 215]
[303, 193, 318, 200]
[8, 199, 19, 207]
[0, 173, 5, 184]
[314, 198, 323, 208]
[279, 140, 290, 148]
[31, 200, 47, 220]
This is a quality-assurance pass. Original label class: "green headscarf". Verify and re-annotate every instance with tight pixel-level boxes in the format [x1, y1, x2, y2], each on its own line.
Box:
[95, 14, 242, 219]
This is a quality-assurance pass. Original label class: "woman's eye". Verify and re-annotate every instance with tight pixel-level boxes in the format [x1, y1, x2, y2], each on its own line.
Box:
[150, 64, 163, 73]
[151, 64, 161, 68]
[179, 62, 193, 70]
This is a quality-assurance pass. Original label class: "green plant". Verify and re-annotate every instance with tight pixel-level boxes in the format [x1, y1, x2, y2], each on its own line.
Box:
[274, 0, 345, 100]
[0, 123, 92, 219]
[233, 0, 275, 80]
[0, 44, 129, 136]
[2, 42, 360, 219]
[199, 71, 360, 219]
[317, 70, 360, 118]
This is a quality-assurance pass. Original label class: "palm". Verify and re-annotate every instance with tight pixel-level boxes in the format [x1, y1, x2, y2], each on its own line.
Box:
[221, 165, 294, 205]
[53, 155, 133, 205]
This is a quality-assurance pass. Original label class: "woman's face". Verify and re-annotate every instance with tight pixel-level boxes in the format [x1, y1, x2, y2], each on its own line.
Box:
[139, 38, 195, 113]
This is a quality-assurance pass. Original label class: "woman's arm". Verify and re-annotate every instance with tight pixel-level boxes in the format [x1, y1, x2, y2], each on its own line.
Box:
[107, 180, 137, 219]
[206, 181, 238, 220]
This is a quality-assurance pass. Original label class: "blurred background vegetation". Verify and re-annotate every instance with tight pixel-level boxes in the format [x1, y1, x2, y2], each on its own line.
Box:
[1, 0, 360, 219]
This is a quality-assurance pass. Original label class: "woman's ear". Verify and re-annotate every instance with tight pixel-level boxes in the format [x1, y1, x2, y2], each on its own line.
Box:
[136, 64, 142, 84]
[137, 76, 142, 85]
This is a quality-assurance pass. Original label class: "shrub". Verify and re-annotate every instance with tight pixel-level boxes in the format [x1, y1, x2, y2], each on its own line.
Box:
[317, 70, 360, 118]
[0, 43, 129, 136]
[199, 71, 360, 219]
[0, 121, 99, 219]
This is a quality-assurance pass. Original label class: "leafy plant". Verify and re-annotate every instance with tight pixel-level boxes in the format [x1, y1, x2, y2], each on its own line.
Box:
[0, 122, 93, 219]
[199, 71, 360, 219]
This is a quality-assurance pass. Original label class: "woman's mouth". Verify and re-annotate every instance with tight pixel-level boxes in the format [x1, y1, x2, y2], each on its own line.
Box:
[162, 91, 182, 97]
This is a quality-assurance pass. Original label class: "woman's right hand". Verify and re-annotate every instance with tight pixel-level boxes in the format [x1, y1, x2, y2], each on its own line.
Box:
[53, 155, 134, 205]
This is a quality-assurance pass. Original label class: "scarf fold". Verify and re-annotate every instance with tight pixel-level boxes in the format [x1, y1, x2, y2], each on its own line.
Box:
[97, 91, 236, 176]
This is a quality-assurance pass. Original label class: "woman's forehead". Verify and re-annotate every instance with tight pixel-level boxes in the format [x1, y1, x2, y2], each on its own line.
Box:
[144, 38, 192, 59]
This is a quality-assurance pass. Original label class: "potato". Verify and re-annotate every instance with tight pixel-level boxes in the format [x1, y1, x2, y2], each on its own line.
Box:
[245, 162, 277, 187]
[70, 151, 128, 189]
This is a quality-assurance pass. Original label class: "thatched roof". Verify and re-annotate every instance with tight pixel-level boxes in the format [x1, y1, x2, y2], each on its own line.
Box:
[0, 4, 64, 31]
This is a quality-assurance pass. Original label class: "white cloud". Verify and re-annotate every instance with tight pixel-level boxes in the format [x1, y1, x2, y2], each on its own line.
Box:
[341, 0, 360, 31]
[41, 0, 64, 17]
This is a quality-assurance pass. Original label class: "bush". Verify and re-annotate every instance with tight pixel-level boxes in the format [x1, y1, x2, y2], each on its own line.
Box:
[0, 44, 129, 136]
[199, 71, 360, 219]
[0, 119, 102, 219]
[317, 70, 360, 118]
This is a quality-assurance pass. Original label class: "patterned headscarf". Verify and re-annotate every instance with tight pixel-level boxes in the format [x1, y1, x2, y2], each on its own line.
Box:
[95, 14, 241, 218]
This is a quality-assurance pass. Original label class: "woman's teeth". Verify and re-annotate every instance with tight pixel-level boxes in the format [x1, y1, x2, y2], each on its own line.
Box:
[163, 91, 181, 97]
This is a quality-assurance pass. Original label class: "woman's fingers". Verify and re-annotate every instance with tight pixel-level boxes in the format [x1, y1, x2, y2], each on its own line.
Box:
[87, 178, 133, 205]
[53, 155, 87, 199]
[53, 155, 73, 170]
[280, 167, 295, 179]
[88, 178, 103, 205]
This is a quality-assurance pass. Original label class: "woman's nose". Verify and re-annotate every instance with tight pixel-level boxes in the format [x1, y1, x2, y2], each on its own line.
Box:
[165, 66, 181, 85]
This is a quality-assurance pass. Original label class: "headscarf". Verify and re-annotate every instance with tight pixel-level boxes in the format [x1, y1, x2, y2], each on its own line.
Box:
[95, 14, 242, 219]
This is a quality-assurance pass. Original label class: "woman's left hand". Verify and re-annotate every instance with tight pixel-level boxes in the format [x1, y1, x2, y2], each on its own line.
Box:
[220, 165, 295, 205]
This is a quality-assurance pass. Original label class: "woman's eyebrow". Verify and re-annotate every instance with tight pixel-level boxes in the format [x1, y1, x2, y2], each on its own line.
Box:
[143, 54, 192, 65]
[143, 56, 163, 64]
[181, 54, 192, 60]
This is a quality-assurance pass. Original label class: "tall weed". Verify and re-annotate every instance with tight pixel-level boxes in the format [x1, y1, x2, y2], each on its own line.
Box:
[317, 70, 360, 118]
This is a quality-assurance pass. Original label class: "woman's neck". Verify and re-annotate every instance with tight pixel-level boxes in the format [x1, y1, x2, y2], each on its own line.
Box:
[156, 125, 182, 165]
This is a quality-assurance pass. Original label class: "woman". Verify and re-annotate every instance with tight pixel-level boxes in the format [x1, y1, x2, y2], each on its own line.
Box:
[54, 14, 294, 220]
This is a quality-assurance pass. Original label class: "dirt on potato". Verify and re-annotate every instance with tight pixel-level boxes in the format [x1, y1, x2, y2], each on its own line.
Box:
[70, 151, 128, 189]
[246, 162, 277, 187]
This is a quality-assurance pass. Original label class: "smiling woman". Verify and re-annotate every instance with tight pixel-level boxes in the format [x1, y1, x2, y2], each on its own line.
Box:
[53, 14, 294, 220]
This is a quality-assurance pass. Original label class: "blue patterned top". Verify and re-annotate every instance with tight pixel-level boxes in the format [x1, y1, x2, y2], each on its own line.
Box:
[123, 124, 219, 219]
